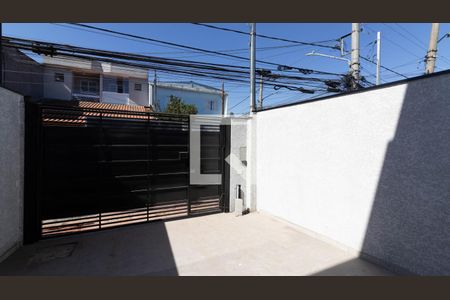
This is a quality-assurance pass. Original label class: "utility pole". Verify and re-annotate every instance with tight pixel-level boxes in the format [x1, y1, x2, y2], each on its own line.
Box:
[153, 70, 158, 111]
[249, 23, 256, 113]
[221, 82, 225, 115]
[258, 73, 263, 109]
[376, 31, 381, 85]
[350, 23, 361, 90]
[425, 23, 440, 74]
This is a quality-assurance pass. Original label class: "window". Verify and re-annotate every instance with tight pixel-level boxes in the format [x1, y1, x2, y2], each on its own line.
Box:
[54, 73, 64, 82]
[200, 125, 222, 174]
[73, 73, 99, 95]
[134, 83, 142, 91]
[117, 79, 124, 93]
[80, 80, 99, 94]
[103, 76, 129, 94]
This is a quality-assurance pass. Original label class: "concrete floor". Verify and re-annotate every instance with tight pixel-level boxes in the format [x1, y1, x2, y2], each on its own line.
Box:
[0, 212, 392, 276]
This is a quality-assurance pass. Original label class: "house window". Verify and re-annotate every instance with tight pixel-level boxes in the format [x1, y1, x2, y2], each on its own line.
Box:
[80, 80, 99, 94]
[54, 73, 64, 82]
[103, 76, 129, 94]
[134, 83, 142, 91]
[73, 73, 100, 95]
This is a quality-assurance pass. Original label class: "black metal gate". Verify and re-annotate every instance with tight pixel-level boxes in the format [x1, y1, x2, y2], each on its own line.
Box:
[24, 101, 229, 242]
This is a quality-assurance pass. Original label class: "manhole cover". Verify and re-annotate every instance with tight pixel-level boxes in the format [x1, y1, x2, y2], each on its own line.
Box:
[28, 242, 78, 265]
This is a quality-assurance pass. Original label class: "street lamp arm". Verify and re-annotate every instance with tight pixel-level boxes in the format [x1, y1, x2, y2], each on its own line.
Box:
[306, 50, 351, 65]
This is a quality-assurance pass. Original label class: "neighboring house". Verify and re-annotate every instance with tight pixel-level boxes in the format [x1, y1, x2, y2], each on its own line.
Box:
[2, 48, 226, 113]
[1, 48, 150, 106]
[42, 56, 149, 106]
[150, 81, 227, 115]
[1, 47, 44, 101]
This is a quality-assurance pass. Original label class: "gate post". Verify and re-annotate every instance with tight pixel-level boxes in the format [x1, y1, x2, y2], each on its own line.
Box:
[23, 99, 42, 243]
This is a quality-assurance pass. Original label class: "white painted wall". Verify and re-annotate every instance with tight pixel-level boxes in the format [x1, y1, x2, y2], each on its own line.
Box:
[0, 87, 24, 262]
[44, 56, 148, 79]
[229, 117, 248, 212]
[257, 84, 405, 250]
[129, 78, 149, 106]
[101, 91, 131, 105]
[255, 72, 450, 275]
[43, 67, 73, 100]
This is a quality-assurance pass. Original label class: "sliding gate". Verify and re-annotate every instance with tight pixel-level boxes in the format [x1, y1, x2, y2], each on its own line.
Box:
[24, 102, 229, 242]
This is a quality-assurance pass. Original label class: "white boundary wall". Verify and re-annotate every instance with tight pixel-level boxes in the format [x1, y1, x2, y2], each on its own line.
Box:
[255, 72, 450, 275]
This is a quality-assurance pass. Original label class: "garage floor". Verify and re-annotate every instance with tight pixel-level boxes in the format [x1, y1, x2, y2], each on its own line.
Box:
[0, 212, 392, 276]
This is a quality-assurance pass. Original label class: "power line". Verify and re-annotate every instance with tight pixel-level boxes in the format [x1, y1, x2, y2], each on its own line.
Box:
[395, 23, 425, 46]
[360, 56, 408, 79]
[191, 23, 341, 49]
[388, 23, 450, 69]
[383, 23, 426, 51]
[229, 95, 250, 111]
[388, 58, 423, 70]
[69, 23, 343, 76]
[4, 36, 337, 93]
[364, 25, 422, 60]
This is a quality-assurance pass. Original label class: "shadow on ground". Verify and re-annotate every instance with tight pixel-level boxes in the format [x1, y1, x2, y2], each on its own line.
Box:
[0, 221, 178, 276]
[310, 258, 393, 276]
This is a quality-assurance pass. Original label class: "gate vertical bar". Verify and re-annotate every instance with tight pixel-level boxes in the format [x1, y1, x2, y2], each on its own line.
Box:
[24, 101, 43, 243]
[98, 111, 103, 229]
[187, 115, 191, 216]
[221, 123, 231, 212]
[146, 113, 150, 221]
[36, 104, 44, 239]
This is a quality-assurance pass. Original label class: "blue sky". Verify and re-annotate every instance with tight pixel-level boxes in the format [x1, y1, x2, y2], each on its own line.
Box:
[3, 23, 450, 113]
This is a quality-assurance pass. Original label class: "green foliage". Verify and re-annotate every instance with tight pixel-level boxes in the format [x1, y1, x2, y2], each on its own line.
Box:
[164, 95, 198, 115]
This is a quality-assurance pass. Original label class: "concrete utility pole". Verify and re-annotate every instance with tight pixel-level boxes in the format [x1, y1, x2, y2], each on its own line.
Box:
[350, 23, 361, 89]
[153, 70, 157, 110]
[221, 82, 225, 115]
[249, 23, 256, 113]
[425, 23, 440, 74]
[376, 31, 381, 85]
[258, 73, 263, 109]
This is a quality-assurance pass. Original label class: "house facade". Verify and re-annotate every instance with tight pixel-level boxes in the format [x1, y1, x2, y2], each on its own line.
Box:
[150, 81, 227, 115]
[42, 56, 149, 106]
[2, 48, 227, 112]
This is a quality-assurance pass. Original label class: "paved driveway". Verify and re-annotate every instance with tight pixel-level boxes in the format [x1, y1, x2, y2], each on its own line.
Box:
[0, 212, 392, 276]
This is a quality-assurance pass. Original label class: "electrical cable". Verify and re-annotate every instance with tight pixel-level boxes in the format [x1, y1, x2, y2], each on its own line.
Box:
[69, 23, 344, 76]
[191, 23, 342, 49]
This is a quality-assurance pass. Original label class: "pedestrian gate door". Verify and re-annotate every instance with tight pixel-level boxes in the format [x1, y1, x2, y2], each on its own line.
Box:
[24, 102, 230, 242]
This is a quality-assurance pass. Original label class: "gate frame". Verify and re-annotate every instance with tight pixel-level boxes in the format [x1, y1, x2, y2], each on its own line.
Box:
[23, 100, 230, 243]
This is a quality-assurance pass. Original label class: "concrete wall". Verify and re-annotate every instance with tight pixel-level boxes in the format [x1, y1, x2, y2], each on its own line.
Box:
[43, 66, 73, 100]
[228, 117, 248, 212]
[255, 72, 450, 275]
[0, 87, 24, 262]
[129, 78, 149, 106]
